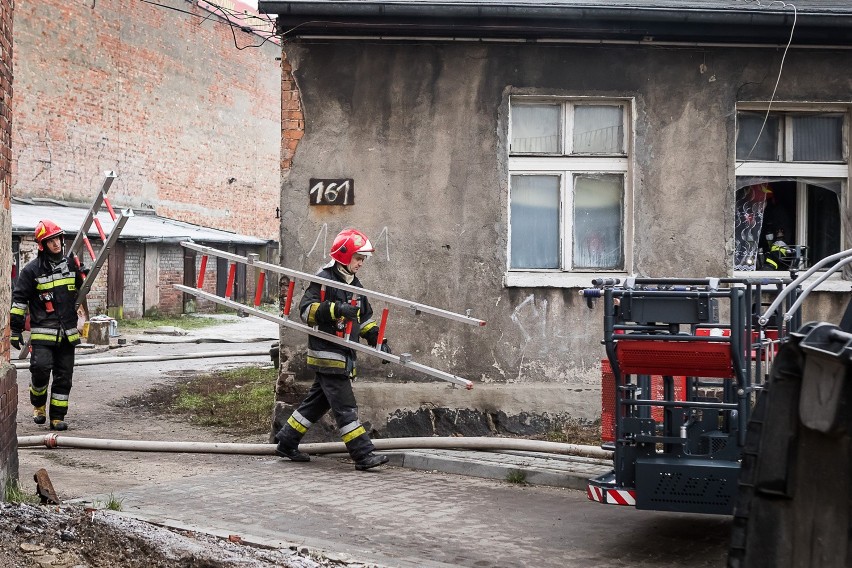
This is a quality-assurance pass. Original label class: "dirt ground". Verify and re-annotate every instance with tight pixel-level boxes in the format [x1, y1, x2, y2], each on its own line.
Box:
[4, 334, 362, 568]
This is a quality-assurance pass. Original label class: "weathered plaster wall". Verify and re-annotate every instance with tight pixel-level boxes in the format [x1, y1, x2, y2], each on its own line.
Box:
[0, 0, 16, 493]
[12, 0, 281, 240]
[278, 41, 852, 422]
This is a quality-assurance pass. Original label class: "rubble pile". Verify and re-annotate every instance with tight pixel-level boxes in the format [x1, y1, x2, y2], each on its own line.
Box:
[0, 501, 373, 568]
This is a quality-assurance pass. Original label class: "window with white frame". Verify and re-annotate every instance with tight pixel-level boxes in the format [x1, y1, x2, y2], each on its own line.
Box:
[734, 108, 848, 272]
[508, 99, 629, 272]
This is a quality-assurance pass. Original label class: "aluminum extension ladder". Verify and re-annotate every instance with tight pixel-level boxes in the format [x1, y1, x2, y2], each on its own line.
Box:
[18, 171, 132, 360]
[67, 171, 134, 304]
[176, 241, 486, 388]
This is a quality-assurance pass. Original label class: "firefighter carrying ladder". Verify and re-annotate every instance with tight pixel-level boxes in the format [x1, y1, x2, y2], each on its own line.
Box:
[18, 171, 133, 359]
[175, 241, 486, 388]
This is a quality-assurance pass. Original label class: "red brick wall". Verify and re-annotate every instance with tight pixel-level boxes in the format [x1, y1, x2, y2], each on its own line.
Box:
[281, 50, 303, 171]
[12, 0, 281, 241]
[0, 0, 19, 490]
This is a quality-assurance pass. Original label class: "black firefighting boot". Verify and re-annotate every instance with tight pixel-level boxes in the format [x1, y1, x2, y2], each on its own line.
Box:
[275, 442, 310, 462]
[354, 453, 389, 471]
[32, 406, 46, 425]
[49, 419, 68, 431]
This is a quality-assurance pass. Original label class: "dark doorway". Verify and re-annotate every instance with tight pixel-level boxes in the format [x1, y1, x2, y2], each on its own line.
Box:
[183, 247, 197, 313]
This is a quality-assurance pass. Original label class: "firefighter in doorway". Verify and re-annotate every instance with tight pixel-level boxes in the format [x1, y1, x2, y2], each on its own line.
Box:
[275, 228, 391, 471]
[10, 220, 87, 431]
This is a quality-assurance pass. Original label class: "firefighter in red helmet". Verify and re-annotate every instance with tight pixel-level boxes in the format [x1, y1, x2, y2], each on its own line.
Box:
[10, 220, 87, 431]
[275, 228, 391, 470]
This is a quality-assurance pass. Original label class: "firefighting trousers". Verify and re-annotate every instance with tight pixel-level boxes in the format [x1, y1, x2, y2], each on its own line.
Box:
[275, 371, 375, 461]
[29, 340, 76, 421]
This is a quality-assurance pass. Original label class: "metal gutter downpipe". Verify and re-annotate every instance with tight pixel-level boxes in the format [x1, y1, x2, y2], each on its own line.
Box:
[17, 435, 613, 461]
[11, 349, 271, 370]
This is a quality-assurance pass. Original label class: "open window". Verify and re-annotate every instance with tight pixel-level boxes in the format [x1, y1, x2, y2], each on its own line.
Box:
[734, 108, 848, 272]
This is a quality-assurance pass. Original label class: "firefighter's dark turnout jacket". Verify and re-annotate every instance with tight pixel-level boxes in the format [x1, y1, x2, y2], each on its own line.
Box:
[299, 265, 380, 376]
[11, 252, 84, 420]
[275, 264, 381, 460]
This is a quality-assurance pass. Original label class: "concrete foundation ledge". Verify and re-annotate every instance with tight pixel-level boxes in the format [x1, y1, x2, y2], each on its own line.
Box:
[388, 449, 611, 490]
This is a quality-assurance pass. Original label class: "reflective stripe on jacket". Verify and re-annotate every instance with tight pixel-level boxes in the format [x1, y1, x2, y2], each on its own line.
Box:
[11, 254, 84, 346]
[299, 265, 378, 376]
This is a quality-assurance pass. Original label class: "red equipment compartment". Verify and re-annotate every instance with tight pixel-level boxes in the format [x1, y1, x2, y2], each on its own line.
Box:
[615, 339, 734, 378]
[601, 359, 686, 442]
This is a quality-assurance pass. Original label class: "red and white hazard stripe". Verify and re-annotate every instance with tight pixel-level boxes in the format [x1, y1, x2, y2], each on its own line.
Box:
[587, 484, 636, 506]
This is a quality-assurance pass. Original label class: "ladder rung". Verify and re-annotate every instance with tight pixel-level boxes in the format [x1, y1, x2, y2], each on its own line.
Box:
[197, 255, 208, 289]
[83, 236, 96, 262]
[377, 307, 389, 346]
[102, 196, 117, 221]
[93, 217, 107, 240]
[225, 264, 236, 299]
[254, 272, 265, 307]
[283, 280, 295, 316]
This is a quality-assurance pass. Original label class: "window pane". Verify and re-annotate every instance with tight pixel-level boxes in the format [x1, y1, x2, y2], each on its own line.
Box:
[510, 175, 560, 269]
[573, 174, 623, 269]
[511, 104, 560, 153]
[793, 114, 844, 162]
[736, 112, 780, 161]
[807, 182, 841, 263]
[573, 106, 624, 154]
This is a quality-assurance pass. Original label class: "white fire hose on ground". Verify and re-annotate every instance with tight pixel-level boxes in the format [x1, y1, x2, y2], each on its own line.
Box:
[11, 349, 272, 370]
[17, 434, 613, 461]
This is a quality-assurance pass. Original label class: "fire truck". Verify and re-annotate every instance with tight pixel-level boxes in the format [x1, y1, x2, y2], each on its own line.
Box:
[582, 251, 852, 565]
[582, 276, 801, 515]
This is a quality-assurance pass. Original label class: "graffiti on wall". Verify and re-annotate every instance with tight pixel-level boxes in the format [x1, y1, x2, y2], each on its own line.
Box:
[306, 223, 391, 262]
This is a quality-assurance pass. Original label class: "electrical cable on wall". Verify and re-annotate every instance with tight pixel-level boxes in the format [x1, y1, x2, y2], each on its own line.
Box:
[734, 0, 798, 166]
[140, 0, 279, 50]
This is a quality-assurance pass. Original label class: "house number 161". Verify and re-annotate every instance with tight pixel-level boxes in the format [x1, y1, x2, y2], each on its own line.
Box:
[309, 178, 354, 206]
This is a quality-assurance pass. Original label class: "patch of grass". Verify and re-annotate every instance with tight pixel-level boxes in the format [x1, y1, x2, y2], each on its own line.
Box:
[94, 493, 124, 511]
[4, 480, 40, 504]
[105, 494, 124, 511]
[506, 470, 528, 485]
[169, 366, 276, 434]
[119, 313, 227, 331]
[543, 418, 602, 446]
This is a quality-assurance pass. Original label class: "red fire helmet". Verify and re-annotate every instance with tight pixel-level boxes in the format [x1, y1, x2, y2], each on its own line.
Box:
[330, 229, 374, 265]
[35, 220, 64, 251]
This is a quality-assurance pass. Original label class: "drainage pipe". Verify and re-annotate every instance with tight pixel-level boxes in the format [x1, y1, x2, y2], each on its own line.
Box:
[11, 349, 271, 370]
[17, 434, 613, 461]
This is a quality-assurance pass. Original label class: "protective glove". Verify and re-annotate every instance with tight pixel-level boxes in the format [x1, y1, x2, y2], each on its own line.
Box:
[334, 301, 360, 321]
[380, 339, 391, 364]
[10, 333, 21, 350]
